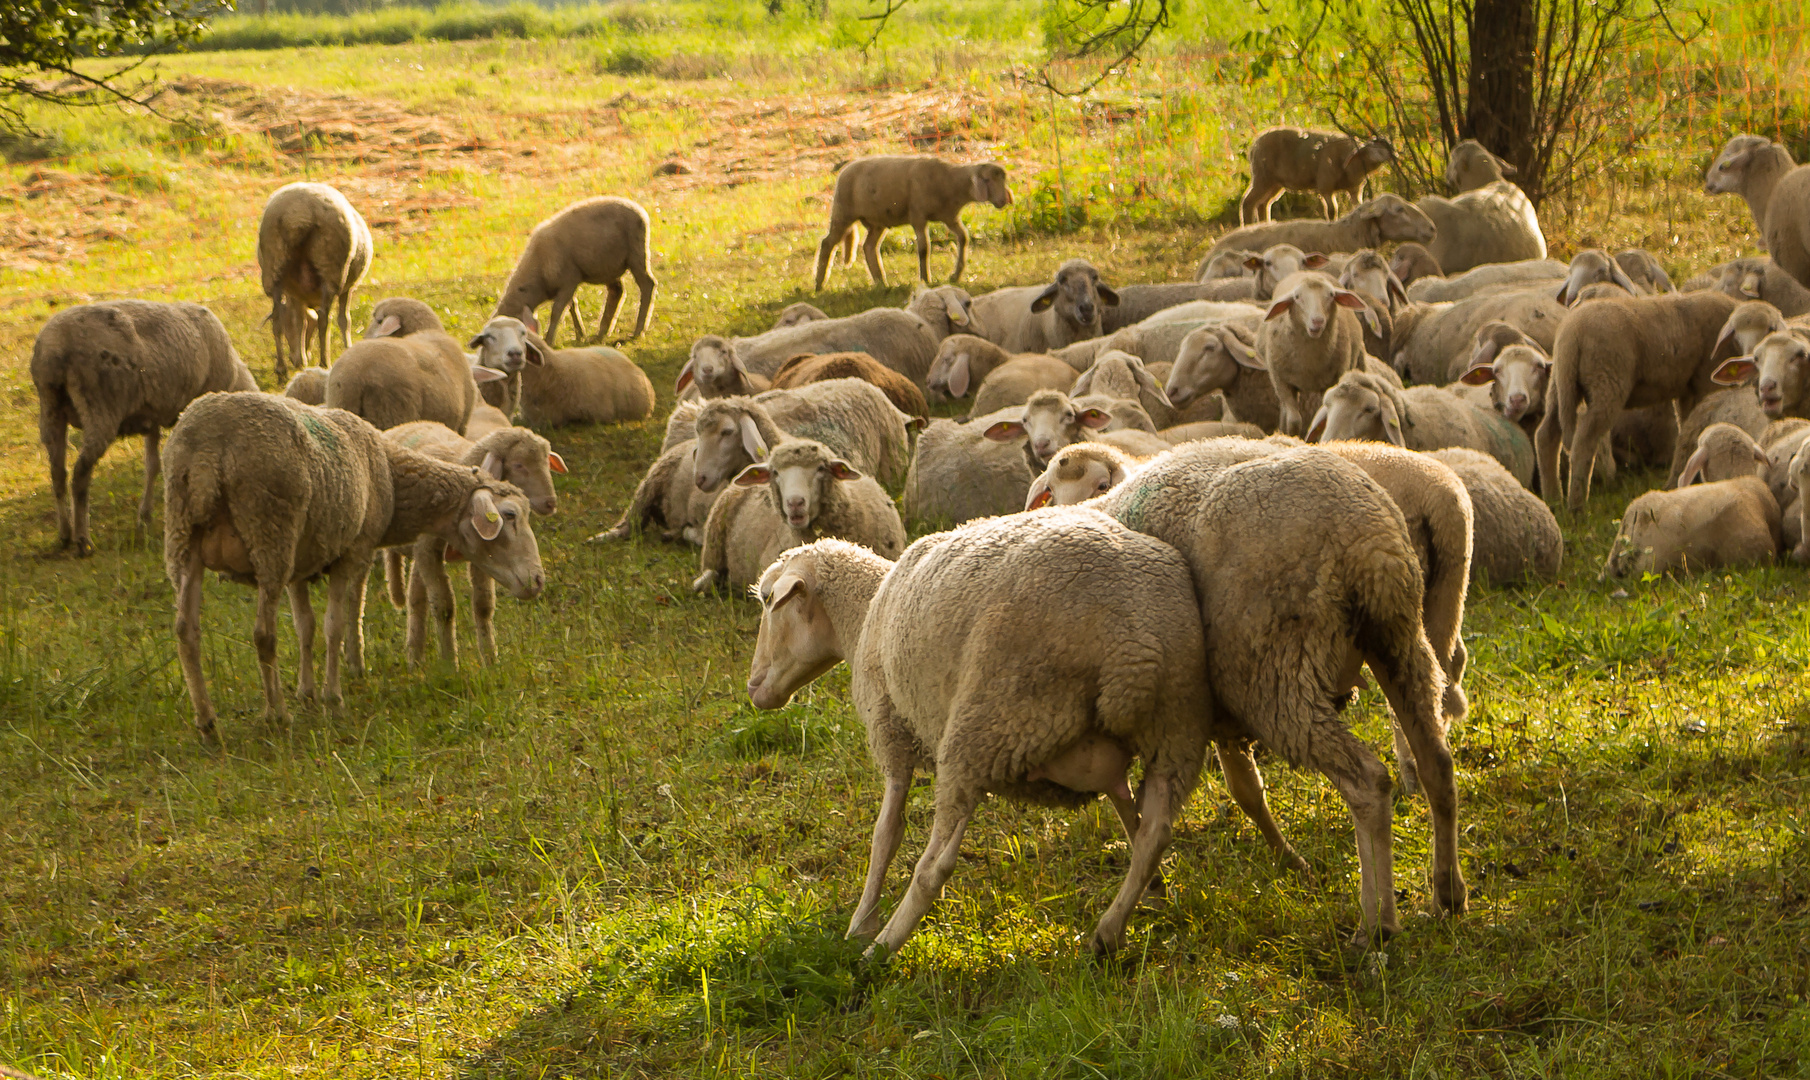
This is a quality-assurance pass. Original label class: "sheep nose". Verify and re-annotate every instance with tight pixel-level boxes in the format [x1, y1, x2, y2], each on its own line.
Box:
[1033, 439, 1052, 456]
[534, 496, 556, 514]
[786, 496, 806, 513]
[1307, 318, 1326, 334]
[527, 571, 545, 597]
[1508, 393, 1527, 410]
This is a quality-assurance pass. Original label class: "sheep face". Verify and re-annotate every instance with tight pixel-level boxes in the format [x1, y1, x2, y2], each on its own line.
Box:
[969, 163, 1012, 209]
[477, 443, 565, 516]
[1676, 424, 1766, 488]
[1714, 259, 1771, 302]
[1339, 250, 1407, 310]
[676, 336, 750, 398]
[1307, 378, 1401, 445]
[1030, 259, 1119, 334]
[1460, 343, 1549, 423]
[733, 445, 862, 530]
[983, 391, 1113, 467]
[1705, 135, 1776, 195]
[1167, 326, 1262, 407]
[1265, 274, 1375, 340]
[692, 403, 767, 493]
[1025, 445, 1128, 510]
[1247, 244, 1328, 300]
[1715, 331, 1810, 418]
[746, 553, 840, 709]
[908, 286, 974, 341]
[1556, 249, 1638, 305]
[454, 489, 545, 600]
[927, 333, 988, 399]
[467, 316, 546, 375]
[1389, 242, 1442, 284]
[1353, 194, 1437, 245]
[1711, 300, 1787, 365]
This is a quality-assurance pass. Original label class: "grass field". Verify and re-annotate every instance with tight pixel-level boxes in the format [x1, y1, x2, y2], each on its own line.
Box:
[1, 4, 1809, 1077]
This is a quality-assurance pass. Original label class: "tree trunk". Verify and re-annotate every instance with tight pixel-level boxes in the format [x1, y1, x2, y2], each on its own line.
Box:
[1464, 0, 1538, 195]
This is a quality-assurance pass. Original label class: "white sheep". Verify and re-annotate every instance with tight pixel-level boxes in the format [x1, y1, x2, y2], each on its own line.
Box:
[465, 400, 513, 442]
[691, 440, 905, 594]
[813, 156, 1011, 289]
[1403, 258, 1567, 303]
[1704, 135, 1810, 290]
[968, 355, 1081, 418]
[326, 298, 505, 433]
[1601, 477, 1780, 579]
[1428, 447, 1563, 583]
[675, 335, 771, 399]
[964, 259, 1121, 354]
[1203, 194, 1436, 267]
[1554, 249, 1643, 305]
[903, 285, 975, 342]
[1615, 249, 1676, 294]
[1240, 128, 1396, 223]
[692, 309, 940, 387]
[1445, 139, 1516, 191]
[1676, 422, 1769, 489]
[687, 380, 915, 494]
[32, 300, 257, 556]
[1712, 329, 1810, 422]
[164, 393, 543, 742]
[1165, 322, 1280, 431]
[1258, 271, 1381, 435]
[469, 314, 655, 428]
[493, 195, 657, 345]
[1310, 369, 1534, 485]
[901, 407, 1036, 527]
[1069, 349, 1178, 427]
[257, 181, 372, 380]
[1416, 180, 1547, 275]
[1390, 287, 1567, 386]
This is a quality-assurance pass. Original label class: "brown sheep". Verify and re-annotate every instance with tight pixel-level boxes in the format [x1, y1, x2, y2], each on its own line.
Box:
[813, 156, 1012, 290]
[493, 195, 657, 345]
[768, 351, 928, 419]
[1241, 127, 1396, 223]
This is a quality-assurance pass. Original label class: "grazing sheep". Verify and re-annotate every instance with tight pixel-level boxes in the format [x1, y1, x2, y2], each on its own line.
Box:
[164, 393, 542, 742]
[1601, 477, 1780, 579]
[1094, 440, 1467, 938]
[904, 285, 976, 342]
[1310, 368, 1533, 485]
[813, 156, 1011, 289]
[1391, 287, 1568, 386]
[676, 335, 772, 399]
[493, 195, 657, 345]
[969, 355, 1081, 418]
[327, 301, 502, 433]
[688, 380, 915, 493]
[596, 439, 717, 545]
[691, 440, 905, 594]
[1712, 329, 1810, 422]
[1389, 243, 1445, 285]
[1428, 447, 1563, 583]
[469, 315, 655, 428]
[769, 351, 928, 418]
[1535, 291, 1740, 509]
[1445, 139, 1515, 192]
[1403, 258, 1568, 302]
[771, 302, 828, 330]
[1416, 180, 1547, 275]
[1676, 422, 1768, 488]
[1712, 257, 1810, 316]
[32, 300, 258, 556]
[698, 308, 940, 386]
[1258, 271, 1381, 436]
[382, 421, 564, 667]
[1240, 128, 1396, 223]
[902, 406, 1036, 526]
[257, 181, 372, 380]
[1616, 249, 1676, 294]
[282, 367, 329, 406]
[746, 520, 1298, 955]
[1204, 194, 1436, 266]
[965, 259, 1121, 354]
[1555, 249, 1642, 305]
[1704, 135, 1810, 290]
[1070, 349, 1178, 427]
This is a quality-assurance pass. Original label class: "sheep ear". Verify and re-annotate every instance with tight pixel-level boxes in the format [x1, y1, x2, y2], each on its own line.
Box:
[1471, 337, 1503, 369]
[369, 315, 402, 338]
[1024, 477, 1053, 511]
[1555, 280, 1573, 304]
[1336, 291, 1380, 337]
[1712, 357, 1757, 385]
[1609, 261, 1640, 295]
[523, 335, 547, 366]
[1134, 364, 1174, 408]
[1030, 283, 1060, 313]
[827, 459, 863, 481]
[947, 353, 972, 398]
[1306, 407, 1329, 443]
[766, 572, 807, 611]
[739, 415, 769, 460]
[548, 451, 568, 474]
[471, 366, 508, 384]
[1071, 368, 1095, 395]
[1264, 296, 1295, 321]
[945, 292, 970, 326]
[1380, 398, 1406, 446]
[1712, 321, 1742, 359]
[970, 174, 989, 203]
[1079, 408, 1113, 430]
[732, 462, 772, 487]
[728, 347, 750, 374]
[1096, 283, 1120, 307]
[480, 451, 504, 479]
[1224, 332, 1263, 368]
[983, 420, 1025, 442]
[466, 332, 487, 349]
[1459, 363, 1497, 386]
[519, 309, 540, 334]
[675, 358, 696, 395]
[1676, 447, 1707, 489]
[1302, 252, 1330, 269]
[470, 489, 504, 541]
[1387, 272, 1410, 309]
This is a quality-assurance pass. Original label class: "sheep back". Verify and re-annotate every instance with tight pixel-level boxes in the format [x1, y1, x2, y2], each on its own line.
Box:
[519, 346, 656, 428]
[1428, 447, 1562, 583]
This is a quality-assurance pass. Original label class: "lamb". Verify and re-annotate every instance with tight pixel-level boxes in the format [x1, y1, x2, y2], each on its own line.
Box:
[257, 181, 372, 380]
[1554, 249, 1642, 305]
[492, 195, 657, 345]
[381, 421, 564, 667]
[595, 439, 718, 545]
[1428, 447, 1562, 583]
[1676, 422, 1769, 488]
[1069, 349, 1178, 427]
[32, 300, 258, 556]
[282, 367, 329, 406]
[1310, 369, 1534, 484]
[468, 314, 655, 428]
[745, 519, 1298, 955]
[968, 355, 1081, 418]
[1672, 390, 1768, 489]
[1257, 270, 1381, 436]
[326, 300, 502, 433]
[902, 406, 1037, 526]
[163, 393, 542, 742]
[1165, 322, 1281, 432]
[771, 302, 828, 330]
[1415, 180, 1547, 275]
[1615, 249, 1676, 294]
[1203, 194, 1436, 266]
[1535, 291, 1740, 510]
[691, 440, 904, 594]
[1759, 420, 1810, 518]
[1713, 257, 1810, 316]
[1600, 477, 1780, 579]
[813, 156, 1011, 289]
[1445, 139, 1515, 191]
[676, 335, 771, 399]
[1093, 440, 1467, 938]
[1403, 258, 1567, 303]
[1704, 135, 1810, 290]
[768, 350, 928, 418]
[1712, 329, 1810, 421]
[1389, 243, 1445, 285]
[688, 381, 915, 493]
[1240, 128, 1396, 223]
[1391, 288, 1568, 386]
[696, 309, 940, 386]
[903, 284, 976, 342]
[964, 259, 1121, 354]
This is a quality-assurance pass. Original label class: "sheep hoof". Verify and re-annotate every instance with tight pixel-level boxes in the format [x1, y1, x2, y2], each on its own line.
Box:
[1435, 871, 1469, 915]
[1143, 872, 1167, 900]
[1281, 850, 1313, 879]
[72, 537, 94, 558]
[196, 722, 222, 748]
[690, 570, 717, 594]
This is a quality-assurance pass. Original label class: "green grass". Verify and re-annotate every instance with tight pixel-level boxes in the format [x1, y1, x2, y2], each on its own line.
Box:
[2, 10, 1810, 1079]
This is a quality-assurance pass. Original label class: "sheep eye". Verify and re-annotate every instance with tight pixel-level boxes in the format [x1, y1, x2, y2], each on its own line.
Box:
[1095, 479, 1111, 492]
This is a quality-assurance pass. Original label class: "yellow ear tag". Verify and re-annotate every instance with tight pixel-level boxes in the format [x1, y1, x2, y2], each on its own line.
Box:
[485, 510, 500, 522]
[755, 446, 767, 460]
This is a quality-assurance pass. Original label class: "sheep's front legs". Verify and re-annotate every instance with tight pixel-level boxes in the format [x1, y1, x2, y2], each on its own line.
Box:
[543, 284, 581, 347]
[911, 220, 932, 285]
[1564, 398, 1616, 513]
[596, 280, 625, 344]
[342, 564, 370, 680]
[470, 565, 498, 666]
[324, 558, 370, 705]
[813, 221, 852, 292]
[1216, 742, 1308, 873]
[861, 224, 887, 286]
[172, 549, 218, 744]
[315, 285, 337, 371]
[1090, 771, 1177, 954]
[1372, 658, 1467, 918]
[407, 542, 457, 668]
[137, 429, 161, 530]
[945, 217, 970, 284]
[253, 578, 289, 725]
[848, 773, 910, 941]
[869, 783, 979, 956]
[1534, 403, 1564, 502]
[288, 581, 317, 702]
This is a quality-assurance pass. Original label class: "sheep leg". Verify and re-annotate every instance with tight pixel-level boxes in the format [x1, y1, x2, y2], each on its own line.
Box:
[1534, 402, 1564, 503]
[68, 426, 116, 558]
[288, 581, 317, 702]
[945, 216, 970, 284]
[861, 224, 886, 286]
[543, 284, 580, 348]
[911, 219, 932, 285]
[1102, 784, 1166, 899]
[420, 544, 458, 666]
[270, 295, 289, 384]
[323, 560, 363, 706]
[1317, 193, 1335, 219]
[1365, 631, 1467, 919]
[626, 265, 656, 341]
[335, 289, 351, 351]
[596, 280, 625, 344]
[404, 548, 431, 668]
[342, 564, 369, 680]
[1240, 183, 1279, 226]
[1215, 741, 1308, 874]
[1565, 398, 1617, 513]
[137, 429, 161, 531]
[868, 783, 979, 956]
[252, 578, 289, 726]
[316, 285, 336, 367]
[172, 547, 218, 744]
[383, 549, 408, 610]
[814, 216, 853, 292]
[470, 565, 497, 666]
[1090, 771, 1177, 954]
[42, 412, 71, 549]
[848, 772, 910, 941]
[566, 295, 588, 346]
[1321, 734, 1398, 943]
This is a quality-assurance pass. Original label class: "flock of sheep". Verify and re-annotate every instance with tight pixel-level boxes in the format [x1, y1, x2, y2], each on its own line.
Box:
[24, 126, 1810, 953]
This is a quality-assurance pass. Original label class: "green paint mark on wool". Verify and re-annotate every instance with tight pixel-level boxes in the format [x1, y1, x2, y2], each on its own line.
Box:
[300, 414, 341, 454]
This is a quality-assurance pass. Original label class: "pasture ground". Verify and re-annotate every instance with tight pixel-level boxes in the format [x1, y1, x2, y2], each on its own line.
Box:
[0, 9, 1807, 1078]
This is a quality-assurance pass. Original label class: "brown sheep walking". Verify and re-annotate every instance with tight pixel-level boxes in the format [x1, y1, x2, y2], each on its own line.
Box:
[1241, 128, 1395, 224]
[814, 156, 1011, 291]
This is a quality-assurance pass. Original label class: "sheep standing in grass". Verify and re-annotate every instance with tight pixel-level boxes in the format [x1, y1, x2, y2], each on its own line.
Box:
[1240, 128, 1396, 224]
[1704, 135, 1810, 290]
[257, 181, 372, 380]
[813, 156, 1011, 290]
[163, 393, 543, 743]
[746, 516, 1301, 955]
[32, 300, 258, 556]
[493, 195, 657, 345]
